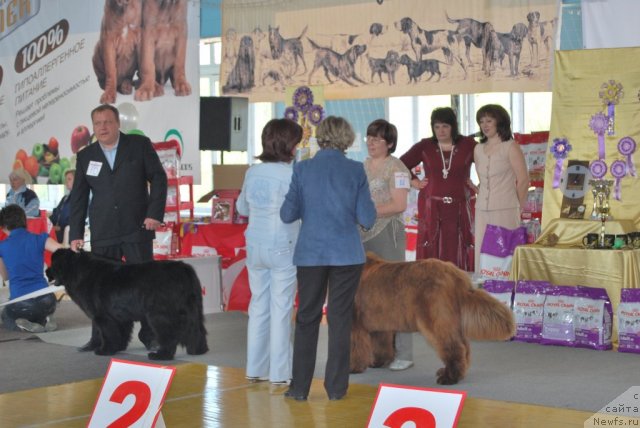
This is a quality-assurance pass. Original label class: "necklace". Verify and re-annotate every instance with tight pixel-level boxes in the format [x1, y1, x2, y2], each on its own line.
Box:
[438, 142, 454, 179]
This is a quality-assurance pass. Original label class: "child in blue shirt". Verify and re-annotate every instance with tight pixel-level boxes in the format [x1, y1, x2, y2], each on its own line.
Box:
[0, 205, 63, 332]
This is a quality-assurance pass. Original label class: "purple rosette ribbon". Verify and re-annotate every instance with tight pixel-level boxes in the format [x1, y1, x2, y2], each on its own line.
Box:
[307, 104, 325, 126]
[610, 160, 627, 201]
[599, 80, 623, 136]
[550, 138, 572, 188]
[618, 137, 637, 178]
[589, 112, 608, 160]
[284, 106, 298, 122]
[590, 160, 607, 179]
[292, 86, 314, 113]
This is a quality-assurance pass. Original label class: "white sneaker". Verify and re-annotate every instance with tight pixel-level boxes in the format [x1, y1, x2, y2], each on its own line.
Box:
[15, 318, 46, 333]
[44, 317, 58, 332]
[389, 359, 414, 371]
[246, 376, 268, 383]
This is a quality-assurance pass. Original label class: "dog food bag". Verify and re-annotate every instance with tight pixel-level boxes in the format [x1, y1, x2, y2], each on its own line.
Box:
[513, 280, 550, 343]
[482, 280, 515, 309]
[541, 285, 578, 347]
[573, 286, 612, 350]
[618, 288, 640, 354]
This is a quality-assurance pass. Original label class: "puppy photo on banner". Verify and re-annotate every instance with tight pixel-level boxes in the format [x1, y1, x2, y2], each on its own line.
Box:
[221, 0, 558, 102]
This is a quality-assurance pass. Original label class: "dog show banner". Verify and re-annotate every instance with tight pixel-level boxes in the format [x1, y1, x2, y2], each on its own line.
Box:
[221, 0, 558, 103]
[367, 384, 466, 428]
[89, 359, 175, 428]
[0, 0, 201, 184]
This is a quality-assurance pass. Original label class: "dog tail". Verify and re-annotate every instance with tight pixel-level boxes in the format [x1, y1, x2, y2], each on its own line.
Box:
[460, 283, 515, 341]
[445, 12, 458, 25]
[307, 37, 323, 51]
[297, 25, 308, 40]
[183, 265, 209, 355]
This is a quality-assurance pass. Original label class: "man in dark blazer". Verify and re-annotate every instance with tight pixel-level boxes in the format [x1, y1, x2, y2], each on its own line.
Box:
[68, 104, 167, 351]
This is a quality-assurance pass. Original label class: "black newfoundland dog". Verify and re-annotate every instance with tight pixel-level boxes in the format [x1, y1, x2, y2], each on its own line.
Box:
[47, 249, 208, 360]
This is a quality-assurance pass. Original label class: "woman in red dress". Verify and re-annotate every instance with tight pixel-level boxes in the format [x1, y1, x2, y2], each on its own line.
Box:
[400, 107, 476, 271]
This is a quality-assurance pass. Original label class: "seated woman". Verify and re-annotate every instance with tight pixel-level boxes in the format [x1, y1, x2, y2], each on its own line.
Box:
[50, 169, 75, 243]
[0, 205, 63, 333]
[6, 169, 40, 217]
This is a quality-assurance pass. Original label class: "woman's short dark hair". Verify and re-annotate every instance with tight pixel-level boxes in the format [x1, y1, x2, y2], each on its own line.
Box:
[476, 104, 513, 143]
[257, 119, 303, 163]
[430, 107, 461, 143]
[366, 119, 398, 154]
[0, 205, 27, 231]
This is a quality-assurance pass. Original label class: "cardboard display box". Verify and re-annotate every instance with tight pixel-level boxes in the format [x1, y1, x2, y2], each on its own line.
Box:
[198, 164, 249, 203]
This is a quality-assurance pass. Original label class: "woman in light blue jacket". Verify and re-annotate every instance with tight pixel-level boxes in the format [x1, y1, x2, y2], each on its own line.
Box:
[280, 116, 376, 401]
[237, 119, 302, 385]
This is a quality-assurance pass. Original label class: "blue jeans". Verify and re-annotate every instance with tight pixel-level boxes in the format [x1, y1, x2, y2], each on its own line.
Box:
[245, 243, 297, 382]
[1, 294, 57, 331]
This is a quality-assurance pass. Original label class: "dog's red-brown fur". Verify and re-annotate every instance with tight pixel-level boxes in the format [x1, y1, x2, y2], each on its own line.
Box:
[92, 0, 142, 104]
[135, 0, 191, 101]
[350, 254, 515, 385]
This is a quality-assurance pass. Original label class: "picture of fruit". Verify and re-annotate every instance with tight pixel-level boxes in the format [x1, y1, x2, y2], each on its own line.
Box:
[23, 155, 39, 178]
[15, 149, 28, 165]
[32, 143, 44, 160]
[49, 163, 62, 184]
[59, 157, 70, 172]
[39, 165, 49, 177]
[12, 159, 23, 170]
[48, 136, 59, 152]
[71, 125, 90, 153]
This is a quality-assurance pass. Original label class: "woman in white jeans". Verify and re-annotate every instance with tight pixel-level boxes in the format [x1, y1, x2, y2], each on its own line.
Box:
[236, 119, 302, 385]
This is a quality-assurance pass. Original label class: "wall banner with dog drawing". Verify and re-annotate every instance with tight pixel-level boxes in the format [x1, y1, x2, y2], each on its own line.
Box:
[221, 0, 558, 103]
[0, 0, 201, 185]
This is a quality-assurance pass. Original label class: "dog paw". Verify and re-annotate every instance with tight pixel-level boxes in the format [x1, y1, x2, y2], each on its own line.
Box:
[173, 80, 191, 96]
[94, 348, 117, 356]
[436, 368, 460, 385]
[100, 90, 116, 104]
[148, 350, 175, 360]
[134, 85, 155, 101]
[154, 82, 165, 97]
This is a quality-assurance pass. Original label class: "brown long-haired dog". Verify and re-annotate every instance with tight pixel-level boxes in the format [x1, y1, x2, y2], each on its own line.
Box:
[350, 254, 515, 385]
[135, 0, 191, 101]
[92, 0, 142, 104]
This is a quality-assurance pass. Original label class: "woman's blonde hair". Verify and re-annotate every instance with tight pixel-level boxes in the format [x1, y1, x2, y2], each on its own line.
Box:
[315, 116, 355, 152]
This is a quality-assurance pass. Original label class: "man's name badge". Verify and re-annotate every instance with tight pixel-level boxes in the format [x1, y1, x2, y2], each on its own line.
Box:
[87, 161, 103, 176]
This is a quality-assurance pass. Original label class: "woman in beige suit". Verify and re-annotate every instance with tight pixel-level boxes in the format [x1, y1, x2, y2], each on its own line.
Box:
[473, 104, 529, 273]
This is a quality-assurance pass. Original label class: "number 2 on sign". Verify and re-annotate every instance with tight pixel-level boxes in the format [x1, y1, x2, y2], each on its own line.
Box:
[108, 381, 152, 428]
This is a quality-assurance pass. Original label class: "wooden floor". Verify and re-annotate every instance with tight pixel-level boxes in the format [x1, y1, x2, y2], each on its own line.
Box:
[0, 363, 603, 427]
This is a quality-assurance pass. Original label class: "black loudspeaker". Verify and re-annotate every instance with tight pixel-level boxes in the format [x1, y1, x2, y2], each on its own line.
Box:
[199, 96, 249, 151]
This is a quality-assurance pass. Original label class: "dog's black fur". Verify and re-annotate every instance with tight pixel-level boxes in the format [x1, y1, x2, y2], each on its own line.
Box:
[526, 11, 556, 67]
[394, 17, 466, 78]
[399, 54, 445, 83]
[496, 23, 528, 76]
[307, 38, 367, 86]
[223, 35, 255, 94]
[367, 50, 400, 84]
[268, 25, 307, 75]
[445, 12, 492, 67]
[47, 249, 208, 361]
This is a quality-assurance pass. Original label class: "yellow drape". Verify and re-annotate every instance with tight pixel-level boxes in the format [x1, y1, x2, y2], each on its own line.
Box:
[543, 48, 640, 230]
